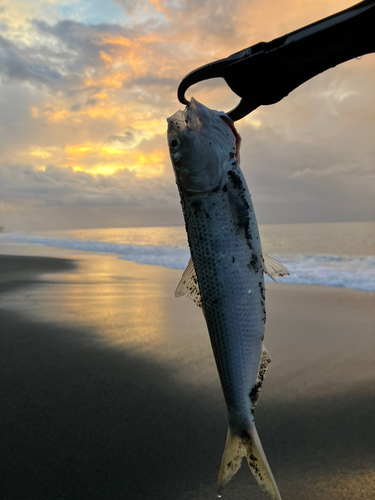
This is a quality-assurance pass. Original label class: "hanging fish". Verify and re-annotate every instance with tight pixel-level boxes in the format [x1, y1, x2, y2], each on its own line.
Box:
[167, 98, 288, 499]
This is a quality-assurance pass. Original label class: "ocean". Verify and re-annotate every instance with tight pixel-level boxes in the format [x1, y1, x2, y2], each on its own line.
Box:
[1, 221, 374, 291]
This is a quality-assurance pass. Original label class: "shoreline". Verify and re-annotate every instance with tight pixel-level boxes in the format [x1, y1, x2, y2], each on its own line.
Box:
[1, 242, 374, 294]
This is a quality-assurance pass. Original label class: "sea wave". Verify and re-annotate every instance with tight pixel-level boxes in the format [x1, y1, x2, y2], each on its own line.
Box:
[276, 254, 375, 291]
[1, 232, 374, 291]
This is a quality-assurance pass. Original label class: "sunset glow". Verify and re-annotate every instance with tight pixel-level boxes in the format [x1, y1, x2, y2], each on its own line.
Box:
[0, 0, 374, 230]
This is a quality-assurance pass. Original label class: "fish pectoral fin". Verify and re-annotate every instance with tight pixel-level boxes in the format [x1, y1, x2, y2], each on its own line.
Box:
[263, 254, 289, 281]
[218, 423, 282, 500]
[175, 257, 202, 307]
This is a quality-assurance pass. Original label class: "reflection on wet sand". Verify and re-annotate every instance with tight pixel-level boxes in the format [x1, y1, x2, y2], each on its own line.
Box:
[55, 258, 171, 351]
[1, 255, 174, 353]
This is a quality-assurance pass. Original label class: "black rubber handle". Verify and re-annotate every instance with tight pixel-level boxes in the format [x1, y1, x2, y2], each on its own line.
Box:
[178, 0, 375, 120]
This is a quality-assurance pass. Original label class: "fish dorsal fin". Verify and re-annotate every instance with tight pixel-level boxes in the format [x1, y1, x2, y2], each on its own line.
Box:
[175, 257, 202, 308]
[263, 254, 289, 282]
[250, 344, 272, 408]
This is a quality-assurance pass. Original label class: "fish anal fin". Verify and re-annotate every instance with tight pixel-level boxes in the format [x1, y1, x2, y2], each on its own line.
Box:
[250, 344, 272, 408]
[175, 257, 202, 307]
[263, 254, 289, 281]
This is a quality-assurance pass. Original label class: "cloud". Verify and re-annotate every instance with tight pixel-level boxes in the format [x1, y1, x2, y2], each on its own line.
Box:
[0, 35, 64, 86]
[0, 162, 178, 209]
[0, 0, 374, 230]
[131, 72, 178, 89]
[106, 128, 148, 149]
[289, 163, 371, 179]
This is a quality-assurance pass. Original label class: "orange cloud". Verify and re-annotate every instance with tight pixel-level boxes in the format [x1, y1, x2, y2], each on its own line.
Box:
[29, 149, 52, 159]
[64, 142, 167, 177]
[98, 33, 167, 75]
[65, 145, 95, 156]
[31, 100, 129, 125]
[100, 33, 166, 47]
[148, 0, 168, 13]
[99, 51, 113, 64]
[85, 75, 124, 89]
[94, 92, 109, 99]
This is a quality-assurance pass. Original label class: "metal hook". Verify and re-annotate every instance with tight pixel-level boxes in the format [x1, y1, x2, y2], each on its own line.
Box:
[177, 59, 259, 121]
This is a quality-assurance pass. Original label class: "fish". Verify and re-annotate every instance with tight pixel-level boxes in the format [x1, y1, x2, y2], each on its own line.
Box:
[167, 98, 289, 499]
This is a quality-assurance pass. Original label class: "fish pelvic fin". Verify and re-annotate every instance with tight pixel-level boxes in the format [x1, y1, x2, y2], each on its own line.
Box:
[175, 257, 202, 307]
[217, 423, 282, 500]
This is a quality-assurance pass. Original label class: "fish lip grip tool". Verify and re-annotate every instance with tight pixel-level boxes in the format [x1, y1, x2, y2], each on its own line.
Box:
[177, 0, 375, 121]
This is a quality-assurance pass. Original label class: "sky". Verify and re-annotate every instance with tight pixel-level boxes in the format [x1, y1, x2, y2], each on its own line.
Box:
[0, 0, 374, 231]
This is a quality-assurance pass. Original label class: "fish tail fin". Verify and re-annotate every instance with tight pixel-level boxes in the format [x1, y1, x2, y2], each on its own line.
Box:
[217, 423, 282, 500]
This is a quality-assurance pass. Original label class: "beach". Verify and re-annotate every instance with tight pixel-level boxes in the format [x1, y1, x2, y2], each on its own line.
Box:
[1, 247, 374, 500]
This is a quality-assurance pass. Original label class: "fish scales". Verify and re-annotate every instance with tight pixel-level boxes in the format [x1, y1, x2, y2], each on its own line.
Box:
[167, 98, 282, 500]
[183, 172, 265, 423]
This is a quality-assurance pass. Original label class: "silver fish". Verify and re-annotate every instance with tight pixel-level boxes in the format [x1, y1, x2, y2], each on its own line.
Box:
[167, 98, 288, 499]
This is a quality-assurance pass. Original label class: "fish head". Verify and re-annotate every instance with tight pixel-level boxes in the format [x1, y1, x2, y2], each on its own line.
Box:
[167, 97, 240, 193]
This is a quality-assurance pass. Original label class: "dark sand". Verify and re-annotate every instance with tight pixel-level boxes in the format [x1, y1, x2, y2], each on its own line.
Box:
[0, 250, 374, 500]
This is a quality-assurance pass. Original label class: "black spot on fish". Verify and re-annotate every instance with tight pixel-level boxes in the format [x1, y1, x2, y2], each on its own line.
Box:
[240, 431, 251, 444]
[240, 432, 262, 480]
[227, 169, 256, 250]
[248, 253, 261, 271]
[228, 170, 244, 191]
[222, 184, 227, 192]
[249, 384, 260, 403]
[259, 282, 265, 301]
[190, 198, 202, 208]
[207, 186, 220, 196]
[248, 453, 262, 481]
[227, 177, 251, 245]
[230, 198, 249, 231]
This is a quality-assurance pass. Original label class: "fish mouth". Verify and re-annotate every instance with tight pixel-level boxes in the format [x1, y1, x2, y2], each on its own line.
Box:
[167, 97, 204, 135]
[167, 109, 188, 135]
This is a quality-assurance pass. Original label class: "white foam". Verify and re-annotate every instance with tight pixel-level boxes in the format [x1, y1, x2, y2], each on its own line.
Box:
[267, 254, 375, 291]
[1, 232, 374, 291]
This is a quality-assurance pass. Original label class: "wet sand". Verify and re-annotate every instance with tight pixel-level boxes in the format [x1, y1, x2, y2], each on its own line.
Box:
[0, 249, 374, 500]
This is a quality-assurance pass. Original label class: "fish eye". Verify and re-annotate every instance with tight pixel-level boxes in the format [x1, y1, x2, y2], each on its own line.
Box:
[169, 136, 180, 152]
